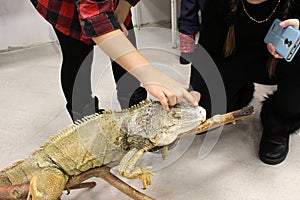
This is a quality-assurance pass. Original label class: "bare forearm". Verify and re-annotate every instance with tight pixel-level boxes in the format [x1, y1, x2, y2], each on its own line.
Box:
[92, 29, 199, 109]
[92, 29, 151, 78]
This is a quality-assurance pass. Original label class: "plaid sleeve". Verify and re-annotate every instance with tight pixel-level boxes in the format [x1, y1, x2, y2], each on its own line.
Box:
[75, 0, 121, 38]
[126, 0, 140, 6]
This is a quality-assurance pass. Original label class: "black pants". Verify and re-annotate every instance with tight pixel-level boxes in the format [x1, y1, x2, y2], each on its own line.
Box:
[189, 48, 300, 135]
[219, 51, 300, 120]
[54, 28, 94, 111]
[54, 25, 146, 114]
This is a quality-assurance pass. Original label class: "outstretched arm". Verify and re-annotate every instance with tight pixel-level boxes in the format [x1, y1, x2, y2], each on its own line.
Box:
[92, 30, 199, 110]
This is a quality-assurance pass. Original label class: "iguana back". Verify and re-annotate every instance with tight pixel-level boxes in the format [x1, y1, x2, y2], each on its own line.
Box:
[0, 111, 127, 187]
[0, 100, 206, 189]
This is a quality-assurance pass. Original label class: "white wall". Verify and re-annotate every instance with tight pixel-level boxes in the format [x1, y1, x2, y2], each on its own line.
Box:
[0, 0, 176, 51]
[0, 0, 57, 51]
[131, 0, 174, 26]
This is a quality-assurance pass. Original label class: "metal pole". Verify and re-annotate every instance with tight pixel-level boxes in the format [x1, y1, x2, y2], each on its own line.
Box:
[171, 0, 177, 48]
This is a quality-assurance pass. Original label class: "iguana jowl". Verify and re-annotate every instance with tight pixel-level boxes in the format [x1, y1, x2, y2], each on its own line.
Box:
[0, 100, 206, 200]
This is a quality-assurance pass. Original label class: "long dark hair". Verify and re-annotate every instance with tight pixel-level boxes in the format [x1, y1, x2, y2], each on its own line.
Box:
[223, 0, 295, 77]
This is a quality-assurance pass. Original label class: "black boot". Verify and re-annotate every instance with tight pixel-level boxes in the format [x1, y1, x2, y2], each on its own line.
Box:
[66, 96, 104, 122]
[259, 130, 289, 165]
[259, 96, 300, 165]
[128, 87, 147, 108]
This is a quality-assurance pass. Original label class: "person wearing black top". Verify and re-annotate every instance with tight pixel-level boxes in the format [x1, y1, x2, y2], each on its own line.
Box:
[189, 0, 300, 165]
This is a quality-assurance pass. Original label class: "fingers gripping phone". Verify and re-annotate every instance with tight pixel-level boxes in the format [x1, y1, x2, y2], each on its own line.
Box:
[264, 19, 300, 62]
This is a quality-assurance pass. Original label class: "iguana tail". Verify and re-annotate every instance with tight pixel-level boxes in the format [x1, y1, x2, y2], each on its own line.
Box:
[0, 160, 28, 187]
[0, 155, 69, 200]
[0, 151, 56, 187]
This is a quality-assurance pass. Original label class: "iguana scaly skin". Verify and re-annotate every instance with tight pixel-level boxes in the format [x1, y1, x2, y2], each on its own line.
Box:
[0, 100, 206, 200]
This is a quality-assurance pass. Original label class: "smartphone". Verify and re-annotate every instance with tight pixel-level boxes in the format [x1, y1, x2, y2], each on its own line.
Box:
[264, 18, 300, 62]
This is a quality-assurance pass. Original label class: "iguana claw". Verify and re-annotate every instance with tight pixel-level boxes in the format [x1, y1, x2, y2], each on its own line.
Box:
[139, 166, 155, 189]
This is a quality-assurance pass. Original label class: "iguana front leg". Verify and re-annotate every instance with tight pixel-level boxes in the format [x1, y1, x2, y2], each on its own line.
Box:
[118, 148, 155, 189]
[27, 168, 68, 200]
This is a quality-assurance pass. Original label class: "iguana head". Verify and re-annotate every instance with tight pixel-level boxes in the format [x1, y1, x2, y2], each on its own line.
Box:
[133, 101, 206, 146]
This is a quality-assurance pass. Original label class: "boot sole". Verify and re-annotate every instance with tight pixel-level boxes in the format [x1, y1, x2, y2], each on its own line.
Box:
[259, 149, 289, 165]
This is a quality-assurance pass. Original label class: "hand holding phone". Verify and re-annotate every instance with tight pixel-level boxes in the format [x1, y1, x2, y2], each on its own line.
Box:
[264, 19, 300, 62]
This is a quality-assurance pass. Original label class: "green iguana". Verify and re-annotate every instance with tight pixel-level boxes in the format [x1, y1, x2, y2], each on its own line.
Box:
[0, 100, 206, 200]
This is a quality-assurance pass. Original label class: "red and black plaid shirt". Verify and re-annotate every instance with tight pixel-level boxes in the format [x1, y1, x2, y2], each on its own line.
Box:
[30, 0, 139, 45]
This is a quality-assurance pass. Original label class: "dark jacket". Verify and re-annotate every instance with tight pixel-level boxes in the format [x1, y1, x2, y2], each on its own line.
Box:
[178, 0, 205, 35]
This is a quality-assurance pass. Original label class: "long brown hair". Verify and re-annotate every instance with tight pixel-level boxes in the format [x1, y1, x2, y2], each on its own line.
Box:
[223, 0, 295, 77]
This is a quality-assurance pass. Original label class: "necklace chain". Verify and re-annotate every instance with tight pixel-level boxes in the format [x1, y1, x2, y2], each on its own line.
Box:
[241, 0, 281, 24]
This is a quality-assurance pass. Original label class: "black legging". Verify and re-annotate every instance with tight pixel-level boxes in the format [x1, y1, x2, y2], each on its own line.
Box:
[54, 26, 146, 112]
[188, 47, 300, 122]
[54, 28, 94, 110]
[219, 51, 300, 120]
